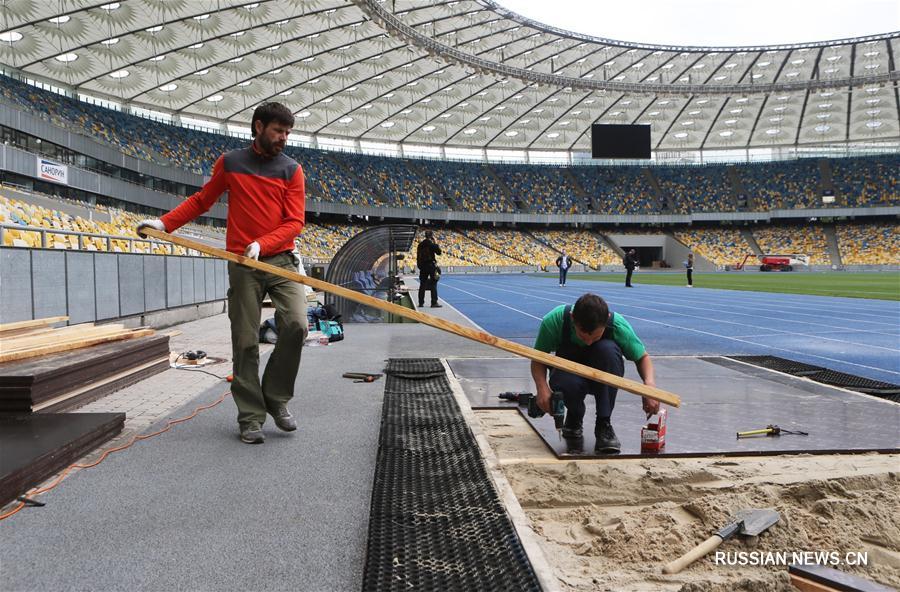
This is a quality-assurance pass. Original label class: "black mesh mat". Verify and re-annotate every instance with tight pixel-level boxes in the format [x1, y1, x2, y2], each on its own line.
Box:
[730, 355, 900, 401]
[363, 360, 541, 592]
[730, 355, 825, 376]
[384, 358, 446, 379]
[812, 370, 900, 398]
[384, 374, 452, 395]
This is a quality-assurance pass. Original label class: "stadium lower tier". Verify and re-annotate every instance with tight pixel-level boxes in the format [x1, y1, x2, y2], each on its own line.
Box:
[2, 192, 897, 268]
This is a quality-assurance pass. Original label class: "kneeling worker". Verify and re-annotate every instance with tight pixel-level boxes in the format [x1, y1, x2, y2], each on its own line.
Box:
[530, 293, 659, 453]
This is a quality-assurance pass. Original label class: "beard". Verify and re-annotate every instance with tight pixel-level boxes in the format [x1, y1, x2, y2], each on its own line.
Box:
[256, 135, 284, 157]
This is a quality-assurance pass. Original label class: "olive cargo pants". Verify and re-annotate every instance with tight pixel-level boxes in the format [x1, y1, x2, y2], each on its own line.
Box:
[228, 253, 308, 428]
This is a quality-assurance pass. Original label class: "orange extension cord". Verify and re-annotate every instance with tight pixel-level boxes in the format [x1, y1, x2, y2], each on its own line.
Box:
[0, 390, 232, 521]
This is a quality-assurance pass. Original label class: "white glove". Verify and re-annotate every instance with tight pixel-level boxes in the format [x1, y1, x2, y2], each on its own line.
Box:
[136, 219, 165, 237]
[244, 241, 260, 260]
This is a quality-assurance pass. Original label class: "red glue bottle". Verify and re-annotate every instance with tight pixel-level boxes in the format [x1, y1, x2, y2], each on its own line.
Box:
[641, 408, 667, 453]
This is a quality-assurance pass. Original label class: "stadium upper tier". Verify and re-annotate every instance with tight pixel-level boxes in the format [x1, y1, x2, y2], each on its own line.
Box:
[1, 74, 898, 215]
[0, 1, 896, 155]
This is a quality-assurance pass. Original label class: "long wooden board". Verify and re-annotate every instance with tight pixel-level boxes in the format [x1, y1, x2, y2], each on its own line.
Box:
[790, 574, 839, 592]
[0, 316, 68, 335]
[1, 325, 120, 352]
[143, 228, 681, 407]
[0, 329, 155, 363]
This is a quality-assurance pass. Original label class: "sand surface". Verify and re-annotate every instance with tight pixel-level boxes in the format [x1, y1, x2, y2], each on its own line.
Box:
[476, 410, 900, 592]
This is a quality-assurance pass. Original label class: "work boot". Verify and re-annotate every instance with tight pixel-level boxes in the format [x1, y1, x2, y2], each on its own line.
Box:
[240, 422, 265, 444]
[271, 404, 297, 432]
[431, 303, 443, 308]
[561, 427, 583, 440]
[594, 419, 621, 454]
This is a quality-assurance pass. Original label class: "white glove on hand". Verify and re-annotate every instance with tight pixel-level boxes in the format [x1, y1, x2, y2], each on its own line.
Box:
[244, 241, 260, 260]
[136, 219, 165, 238]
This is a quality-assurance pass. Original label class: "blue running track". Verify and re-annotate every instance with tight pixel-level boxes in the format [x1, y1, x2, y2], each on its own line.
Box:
[438, 274, 900, 384]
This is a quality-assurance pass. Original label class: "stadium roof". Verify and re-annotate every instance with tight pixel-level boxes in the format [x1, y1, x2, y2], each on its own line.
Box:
[1, 0, 898, 153]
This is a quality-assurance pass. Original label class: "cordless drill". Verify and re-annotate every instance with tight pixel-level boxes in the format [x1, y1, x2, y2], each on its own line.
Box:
[526, 391, 566, 434]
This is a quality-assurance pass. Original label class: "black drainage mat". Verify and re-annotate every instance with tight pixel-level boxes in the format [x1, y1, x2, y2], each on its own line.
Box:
[384, 374, 452, 395]
[730, 355, 900, 401]
[363, 358, 541, 592]
[384, 358, 446, 378]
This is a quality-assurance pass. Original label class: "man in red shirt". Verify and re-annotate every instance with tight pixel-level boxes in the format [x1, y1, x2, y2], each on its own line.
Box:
[138, 103, 307, 444]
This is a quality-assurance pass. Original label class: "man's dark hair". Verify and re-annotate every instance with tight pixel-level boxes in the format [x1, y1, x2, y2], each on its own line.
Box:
[424, 230, 433, 239]
[251, 102, 295, 137]
[572, 293, 609, 332]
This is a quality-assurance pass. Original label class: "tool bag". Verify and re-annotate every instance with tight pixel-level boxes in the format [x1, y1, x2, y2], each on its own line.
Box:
[317, 319, 344, 342]
[307, 303, 344, 342]
[259, 315, 343, 343]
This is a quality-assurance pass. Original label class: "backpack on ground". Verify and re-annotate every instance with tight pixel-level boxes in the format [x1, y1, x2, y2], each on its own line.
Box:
[259, 317, 279, 344]
[307, 303, 345, 342]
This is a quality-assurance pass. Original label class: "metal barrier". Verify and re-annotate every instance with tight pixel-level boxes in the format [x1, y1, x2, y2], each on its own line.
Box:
[0, 246, 226, 325]
[0, 223, 209, 256]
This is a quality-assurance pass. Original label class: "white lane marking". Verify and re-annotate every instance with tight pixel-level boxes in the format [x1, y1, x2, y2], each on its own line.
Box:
[455, 278, 900, 354]
[557, 275, 900, 321]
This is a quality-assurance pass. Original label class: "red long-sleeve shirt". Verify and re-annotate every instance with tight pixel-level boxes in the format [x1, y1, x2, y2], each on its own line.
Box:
[161, 145, 305, 256]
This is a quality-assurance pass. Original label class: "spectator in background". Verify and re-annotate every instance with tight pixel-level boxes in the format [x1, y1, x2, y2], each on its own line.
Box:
[137, 102, 307, 445]
[556, 251, 572, 287]
[416, 230, 442, 308]
[685, 253, 694, 287]
[624, 249, 637, 287]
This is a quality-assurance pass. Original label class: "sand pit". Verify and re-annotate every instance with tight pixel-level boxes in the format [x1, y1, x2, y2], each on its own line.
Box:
[476, 410, 900, 592]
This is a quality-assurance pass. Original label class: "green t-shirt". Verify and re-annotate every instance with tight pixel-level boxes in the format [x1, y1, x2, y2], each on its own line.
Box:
[533, 304, 646, 362]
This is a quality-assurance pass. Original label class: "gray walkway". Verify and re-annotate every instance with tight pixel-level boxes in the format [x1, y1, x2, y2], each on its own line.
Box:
[1, 298, 504, 592]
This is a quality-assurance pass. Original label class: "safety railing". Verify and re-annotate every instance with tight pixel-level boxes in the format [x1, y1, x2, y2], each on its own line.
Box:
[0, 222, 208, 256]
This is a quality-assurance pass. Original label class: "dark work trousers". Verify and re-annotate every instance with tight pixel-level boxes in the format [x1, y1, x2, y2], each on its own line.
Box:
[625, 268, 634, 287]
[549, 307, 625, 434]
[228, 252, 308, 428]
[686, 268, 693, 286]
[418, 264, 438, 306]
[559, 267, 568, 285]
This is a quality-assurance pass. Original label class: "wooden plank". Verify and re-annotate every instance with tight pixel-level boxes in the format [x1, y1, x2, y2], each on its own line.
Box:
[1, 325, 125, 352]
[0, 329, 155, 363]
[789, 564, 895, 592]
[0, 326, 56, 339]
[1, 323, 110, 349]
[0, 316, 68, 335]
[790, 574, 839, 592]
[3, 329, 137, 355]
[142, 228, 682, 407]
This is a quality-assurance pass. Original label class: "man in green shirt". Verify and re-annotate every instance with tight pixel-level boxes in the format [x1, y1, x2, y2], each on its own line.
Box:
[531, 293, 659, 453]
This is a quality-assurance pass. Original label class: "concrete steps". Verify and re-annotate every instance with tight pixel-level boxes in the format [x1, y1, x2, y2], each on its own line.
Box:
[822, 223, 842, 266]
[642, 168, 670, 211]
[740, 228, 764, 257]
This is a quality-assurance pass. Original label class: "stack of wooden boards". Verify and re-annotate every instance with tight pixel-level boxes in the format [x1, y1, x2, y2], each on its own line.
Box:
[0, 316, 155, 364]
[0, 316, 171, 506]
[0, 316, 170, 412]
